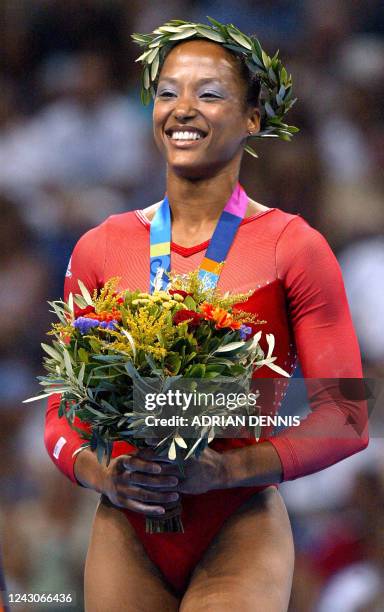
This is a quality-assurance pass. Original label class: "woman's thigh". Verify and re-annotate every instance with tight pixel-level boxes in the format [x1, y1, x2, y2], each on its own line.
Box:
[180, 486, 294, 612]
[84, 498, 179, 612]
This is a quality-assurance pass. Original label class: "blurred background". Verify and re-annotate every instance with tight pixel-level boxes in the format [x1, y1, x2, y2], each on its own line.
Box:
[0, 1, 383, 610]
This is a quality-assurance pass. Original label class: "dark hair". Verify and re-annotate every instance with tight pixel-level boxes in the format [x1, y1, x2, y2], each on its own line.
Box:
[232, 53, 261, 109]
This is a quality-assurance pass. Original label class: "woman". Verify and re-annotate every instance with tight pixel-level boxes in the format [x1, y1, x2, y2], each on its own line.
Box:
[45, 22, 368, 612]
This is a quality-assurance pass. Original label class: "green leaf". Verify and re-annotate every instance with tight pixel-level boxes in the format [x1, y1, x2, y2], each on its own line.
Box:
[23, 391, 57, 403]
[244, 144, 259, 157]
[168, 440, 177, 460]
[131, 33, 153, 44]
[143, 67, 150, 90]
[156, 25, 184, 33]
[78, 348, 89, 363]
[67, 292, 74, 314]
[165, 353, 182, 375]
[63, 349, 74, 377]
[252, 37, 263, 58]
[251, 53, 265, 70]
[195, 26, 226, 42]
[147, 47, 159, 64]
[223, 43, 244, 54]
[214, 341, 245, 353]
[285, 99, 298, 112]
[183, 296, 197, 310]
[41, 343, 62, 361]
[228, 28, 253, 50]
[135, 49, 153, 63]
[100, 399, 120, 414]
[264, 102, 276, 118]
[186, 364, 206, 378]
[168, 28, 197, 41]
[167, 19, 189, 26]
[73, 295, 88, 309]
[77, 280, 94, 306]
[77, 362, 85, 386]
[207, 16, 226, 30]
[150, 52, 160, 81]
[268, 67, 278, 85]
[261, 50, 271, 69]
[141, 87, 152, 106]
[245, 60, 262, 75]
[148, 37, 162, 48]
[174, 435, 187, 448]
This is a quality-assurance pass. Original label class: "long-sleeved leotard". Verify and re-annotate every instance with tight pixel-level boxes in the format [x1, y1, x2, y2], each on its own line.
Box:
[45, 205, 368, 593]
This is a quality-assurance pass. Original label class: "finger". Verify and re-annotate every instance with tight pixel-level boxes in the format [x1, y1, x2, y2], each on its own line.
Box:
[127, 473, 179, 489]
[123, 454, 180, 477]
[127, 486, 180, 504]
[124, 499, 166, 516]
[136, 448, 176, 463]
[122, 455, 162, 474]
[121, 485, 180, 505]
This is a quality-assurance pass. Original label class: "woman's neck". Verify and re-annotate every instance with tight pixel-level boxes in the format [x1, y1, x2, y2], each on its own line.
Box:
[166, 168, 239, 228]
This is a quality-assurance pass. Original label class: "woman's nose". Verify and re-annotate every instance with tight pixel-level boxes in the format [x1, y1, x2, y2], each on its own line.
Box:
[173, 96, 197, 120]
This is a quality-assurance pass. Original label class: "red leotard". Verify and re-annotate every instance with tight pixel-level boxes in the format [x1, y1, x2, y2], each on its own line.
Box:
[45, 206, 368, 594]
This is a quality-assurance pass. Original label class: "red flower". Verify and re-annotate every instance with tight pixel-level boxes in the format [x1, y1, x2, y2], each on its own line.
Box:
[77, 305, 96, 317]
[200, 302, 241, 330]
[173, 309, 202, 328]
[169, 289, 193, 299]
[83, 309, 122, 323]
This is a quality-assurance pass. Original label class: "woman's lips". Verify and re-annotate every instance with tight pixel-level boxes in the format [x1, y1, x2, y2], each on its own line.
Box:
[165, 130, 208, 148]
[164, 127, 208, 147]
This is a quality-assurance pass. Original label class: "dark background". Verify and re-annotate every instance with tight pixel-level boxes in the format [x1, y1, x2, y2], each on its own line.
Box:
[0, 1, 383, 610]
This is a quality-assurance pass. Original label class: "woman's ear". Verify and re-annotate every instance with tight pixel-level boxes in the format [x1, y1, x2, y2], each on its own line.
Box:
[247, 107, 261, 135]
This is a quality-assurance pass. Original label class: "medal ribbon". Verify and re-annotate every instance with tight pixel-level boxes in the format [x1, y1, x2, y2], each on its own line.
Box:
[149, 183, 248, 292]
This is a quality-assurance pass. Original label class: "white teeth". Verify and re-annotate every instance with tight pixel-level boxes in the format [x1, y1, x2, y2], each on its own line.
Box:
[170, 131, 202, 141]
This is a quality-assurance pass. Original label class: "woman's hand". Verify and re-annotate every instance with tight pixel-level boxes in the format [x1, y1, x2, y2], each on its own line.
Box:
[135, 447, 229, 495]
[74, 447, 181, 517]
[176, 448, 229, 494]
[102, 453, 181, 516]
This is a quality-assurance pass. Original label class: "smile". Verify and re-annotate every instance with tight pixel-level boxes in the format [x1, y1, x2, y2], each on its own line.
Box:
[171, 131, 202, 141]
[164, 127, 207, 146]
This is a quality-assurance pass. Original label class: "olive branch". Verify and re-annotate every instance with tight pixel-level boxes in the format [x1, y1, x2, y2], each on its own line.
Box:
[132, 17, 299, 157]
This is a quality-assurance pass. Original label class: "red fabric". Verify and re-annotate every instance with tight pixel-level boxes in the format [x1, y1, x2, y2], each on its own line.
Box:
[44, 207, 368, 592]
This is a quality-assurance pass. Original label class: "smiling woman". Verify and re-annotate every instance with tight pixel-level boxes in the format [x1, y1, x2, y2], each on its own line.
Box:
[153, 40, 260, 180]
[44, 18, 368, 612]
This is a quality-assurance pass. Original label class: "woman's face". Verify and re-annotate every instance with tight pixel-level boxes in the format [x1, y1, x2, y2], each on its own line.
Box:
[153, 39, 260, 179]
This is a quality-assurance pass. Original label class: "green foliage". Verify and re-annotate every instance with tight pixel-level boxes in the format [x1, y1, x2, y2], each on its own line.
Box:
[26, 273, 290, 477]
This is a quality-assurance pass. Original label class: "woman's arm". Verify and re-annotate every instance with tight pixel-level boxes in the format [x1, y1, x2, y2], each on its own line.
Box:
[44, 224, 106, 484]
[177, 217, 369, 493]
[43, 222, 180, 514]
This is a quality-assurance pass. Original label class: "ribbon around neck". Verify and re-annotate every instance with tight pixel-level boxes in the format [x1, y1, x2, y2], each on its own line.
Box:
[149, 183, 249, 292]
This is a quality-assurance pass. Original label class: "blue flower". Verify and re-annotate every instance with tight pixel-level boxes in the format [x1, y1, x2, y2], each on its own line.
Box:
[239, 324, 252, 340]
[99, 320, 119, 331]
[73, 317, 99, 335]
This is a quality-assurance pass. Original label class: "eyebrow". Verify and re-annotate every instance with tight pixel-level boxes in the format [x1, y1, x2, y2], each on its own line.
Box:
[157, 77, 224, 86]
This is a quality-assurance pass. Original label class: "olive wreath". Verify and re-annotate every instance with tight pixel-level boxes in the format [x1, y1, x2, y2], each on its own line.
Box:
[132, 17, 299, 157]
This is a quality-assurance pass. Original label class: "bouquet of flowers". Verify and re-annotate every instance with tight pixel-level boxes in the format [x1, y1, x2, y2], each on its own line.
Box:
[27, 271, 289, 532]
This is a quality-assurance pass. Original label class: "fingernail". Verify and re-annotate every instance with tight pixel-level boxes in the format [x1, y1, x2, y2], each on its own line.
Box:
[154, 464, 161, 473]
[170, 477, 178, 485]
[170, 493, 179, 501]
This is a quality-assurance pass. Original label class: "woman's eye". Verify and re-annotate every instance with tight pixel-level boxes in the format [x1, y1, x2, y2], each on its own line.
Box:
[200, 92, 222, 99]
[157, 90, 176, 98]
